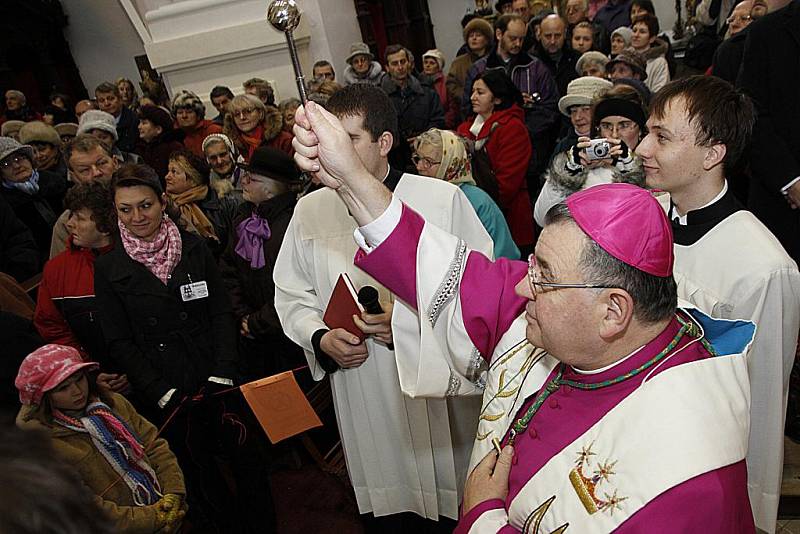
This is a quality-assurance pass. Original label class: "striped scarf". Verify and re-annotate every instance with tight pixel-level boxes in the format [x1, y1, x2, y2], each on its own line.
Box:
[53, 399, 162, 505]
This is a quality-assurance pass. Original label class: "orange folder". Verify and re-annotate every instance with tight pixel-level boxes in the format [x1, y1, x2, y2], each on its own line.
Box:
[240, 371, 322, 444]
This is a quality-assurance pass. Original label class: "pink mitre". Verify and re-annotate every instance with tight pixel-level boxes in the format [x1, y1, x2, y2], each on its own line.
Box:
[565, 183, 674, 277]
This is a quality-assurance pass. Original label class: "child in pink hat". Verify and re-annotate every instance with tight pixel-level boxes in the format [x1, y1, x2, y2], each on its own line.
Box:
[15, 344, 187, 533]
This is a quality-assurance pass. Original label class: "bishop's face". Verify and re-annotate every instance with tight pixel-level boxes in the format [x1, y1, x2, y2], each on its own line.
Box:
[515, 221, 604, 367]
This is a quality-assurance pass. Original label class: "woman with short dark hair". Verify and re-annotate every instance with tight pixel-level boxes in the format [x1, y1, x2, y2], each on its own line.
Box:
[94, 164, 275, 532]
[456, 69, 534, 252]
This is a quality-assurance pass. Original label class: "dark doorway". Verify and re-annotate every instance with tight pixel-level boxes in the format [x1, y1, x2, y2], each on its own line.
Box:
[353, 0, 437, 71]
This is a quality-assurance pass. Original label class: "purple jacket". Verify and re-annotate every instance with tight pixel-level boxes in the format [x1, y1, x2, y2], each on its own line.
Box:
[462, 47, 559, 137]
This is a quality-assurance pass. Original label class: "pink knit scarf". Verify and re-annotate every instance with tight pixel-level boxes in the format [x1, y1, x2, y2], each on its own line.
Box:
[118, 217, 182, 284]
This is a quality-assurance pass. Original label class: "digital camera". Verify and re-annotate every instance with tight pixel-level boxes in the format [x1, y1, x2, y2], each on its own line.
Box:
[585, 139, 611, 161]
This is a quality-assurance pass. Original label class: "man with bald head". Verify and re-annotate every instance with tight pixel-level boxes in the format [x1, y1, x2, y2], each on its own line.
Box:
[74, 100, 97, 121]
[711, 0, 759, 83]
[533, 15, 580, 100]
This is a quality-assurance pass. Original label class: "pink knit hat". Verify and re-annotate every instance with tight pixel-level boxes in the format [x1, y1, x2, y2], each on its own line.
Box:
[565, 183, 673, 277]
[15, 345, 99, 406]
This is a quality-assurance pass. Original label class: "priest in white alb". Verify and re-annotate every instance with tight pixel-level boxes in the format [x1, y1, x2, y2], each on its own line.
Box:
[291, 100, 757, 532]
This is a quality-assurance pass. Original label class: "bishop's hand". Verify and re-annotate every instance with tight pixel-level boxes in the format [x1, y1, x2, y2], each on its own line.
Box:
[292, 101, 367, 190]
[462, 445, 514, 516]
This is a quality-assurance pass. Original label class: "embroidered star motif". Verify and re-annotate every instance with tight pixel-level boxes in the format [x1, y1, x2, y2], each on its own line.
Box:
[575, 442, 596, 466]
[599, 490, 628, 515]
[594, 460, 617, 483]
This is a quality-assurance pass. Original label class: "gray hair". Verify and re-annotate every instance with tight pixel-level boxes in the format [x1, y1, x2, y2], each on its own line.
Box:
[544, 203, 677, 323]
[5, 90, 25, 105]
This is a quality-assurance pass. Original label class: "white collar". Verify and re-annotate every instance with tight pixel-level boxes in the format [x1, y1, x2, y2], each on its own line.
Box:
[571, 344, 645, 375]
[670, 181, 728, 225]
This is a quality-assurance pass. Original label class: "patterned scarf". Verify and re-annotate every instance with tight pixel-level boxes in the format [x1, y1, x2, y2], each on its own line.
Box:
[2, 169, 40, 195]
[167, 185, 218, 241]
[118, 216, 182, 285]
[240, 124, 265, 162]
[434, 129, 476, 186]
[53, 399, 162, 505]
[235, 211, 271, 269]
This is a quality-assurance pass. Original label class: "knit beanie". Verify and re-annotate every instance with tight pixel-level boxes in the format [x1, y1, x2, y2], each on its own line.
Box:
[77, 110, 119, 141]
[463, 17, 494, 44]
[201, 133, 237, 157]
[138, 105, 174, 132]
[422, 49, 446, 71]
[172, 90, 206, 118]
[19, 121, 61, 147]
[611, 26, 633, 48]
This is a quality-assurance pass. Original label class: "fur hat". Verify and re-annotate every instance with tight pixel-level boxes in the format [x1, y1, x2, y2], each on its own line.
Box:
[0, 136, 35, 164]
[54, 123, 79, 138]
[464, 17, 494, 43]
[346, 42, 374, 64]
[19, 121, 61, 147]
[1, 120, 25, 139]
[422, 49, 446, 71]
[77, 110, 119, 141]
[575, 51, 610, 75]
[138, 105, 174, 132]
[606, 47, 648, 80]
[558, 76, 613, 116]
[172, 90, 206, 118]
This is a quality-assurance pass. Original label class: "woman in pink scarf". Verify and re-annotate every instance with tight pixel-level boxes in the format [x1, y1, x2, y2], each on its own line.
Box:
[93, 164, 276, 532]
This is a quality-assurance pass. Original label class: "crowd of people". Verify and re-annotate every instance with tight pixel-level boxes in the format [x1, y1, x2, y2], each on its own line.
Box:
[1, 0, 800, 532]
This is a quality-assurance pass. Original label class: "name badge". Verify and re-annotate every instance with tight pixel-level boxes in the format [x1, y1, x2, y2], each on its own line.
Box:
[180, 281, 209, 302]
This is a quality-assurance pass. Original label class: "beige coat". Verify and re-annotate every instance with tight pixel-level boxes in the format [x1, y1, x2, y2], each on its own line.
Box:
[17, 392, 186, 533]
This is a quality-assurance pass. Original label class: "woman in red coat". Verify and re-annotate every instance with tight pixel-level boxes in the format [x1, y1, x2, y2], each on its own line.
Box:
[457, 69, 534, 251]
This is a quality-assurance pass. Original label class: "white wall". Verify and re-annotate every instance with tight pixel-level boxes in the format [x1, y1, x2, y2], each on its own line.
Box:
[61, 0, 146, 93]
[428, 0, 475, 66]
[298, 0, 361, 78]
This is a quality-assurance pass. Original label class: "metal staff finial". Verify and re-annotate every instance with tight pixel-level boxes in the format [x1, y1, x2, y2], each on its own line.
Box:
[267, 0, 308, 103]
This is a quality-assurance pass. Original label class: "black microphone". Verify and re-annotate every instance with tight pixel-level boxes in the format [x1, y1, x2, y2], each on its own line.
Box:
[358, 286, 394, 350]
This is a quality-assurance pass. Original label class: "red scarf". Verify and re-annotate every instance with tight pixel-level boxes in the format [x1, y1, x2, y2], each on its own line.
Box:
[240, 124, 265, 162]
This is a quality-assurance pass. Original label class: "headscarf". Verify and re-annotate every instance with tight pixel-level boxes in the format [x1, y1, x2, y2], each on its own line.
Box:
[167, 185, 219, 242]
[430, 129, 476, 187]
[118, 216, 182, 285]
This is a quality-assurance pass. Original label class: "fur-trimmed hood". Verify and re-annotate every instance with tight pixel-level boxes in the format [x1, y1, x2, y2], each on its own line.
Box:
[546, 150, 646, 195]
[223, 104, 284, 153]
[642, 37, 669, 61]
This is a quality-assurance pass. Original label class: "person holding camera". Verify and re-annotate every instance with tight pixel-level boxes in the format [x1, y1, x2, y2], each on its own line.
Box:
[534, 84, 648, 226]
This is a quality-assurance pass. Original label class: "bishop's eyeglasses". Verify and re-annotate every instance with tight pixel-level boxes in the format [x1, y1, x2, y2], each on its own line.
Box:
[526, 254, 617, 300]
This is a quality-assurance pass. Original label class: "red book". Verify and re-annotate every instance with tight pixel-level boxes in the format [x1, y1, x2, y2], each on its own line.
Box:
[323, 274, 365, 341]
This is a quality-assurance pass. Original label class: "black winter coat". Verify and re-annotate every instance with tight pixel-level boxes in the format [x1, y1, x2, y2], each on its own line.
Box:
[219, 193, 302, 377]
[737, 0, 800, 263]
[194, 187, 240, 259]
[380, 74, 445, 139]
[1, 169, 66, 264]
[94, 231, 239, 408]
[0, 194, 39, 282]
[116, 106, 141, 153]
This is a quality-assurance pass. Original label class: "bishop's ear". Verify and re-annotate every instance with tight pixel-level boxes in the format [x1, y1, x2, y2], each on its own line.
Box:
[599, 288, 635, 339]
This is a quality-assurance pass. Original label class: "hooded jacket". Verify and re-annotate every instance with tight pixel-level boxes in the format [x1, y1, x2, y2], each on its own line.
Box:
[342, 60, 384, 86]
[463, 47, 560, 138]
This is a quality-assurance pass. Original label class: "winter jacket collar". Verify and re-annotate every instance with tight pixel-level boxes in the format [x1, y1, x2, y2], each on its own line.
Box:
[484, 46, 538, 71]
[380, 73, 426, 96]
[641, 37, 669, 61]
[469, 104, 526, 140]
